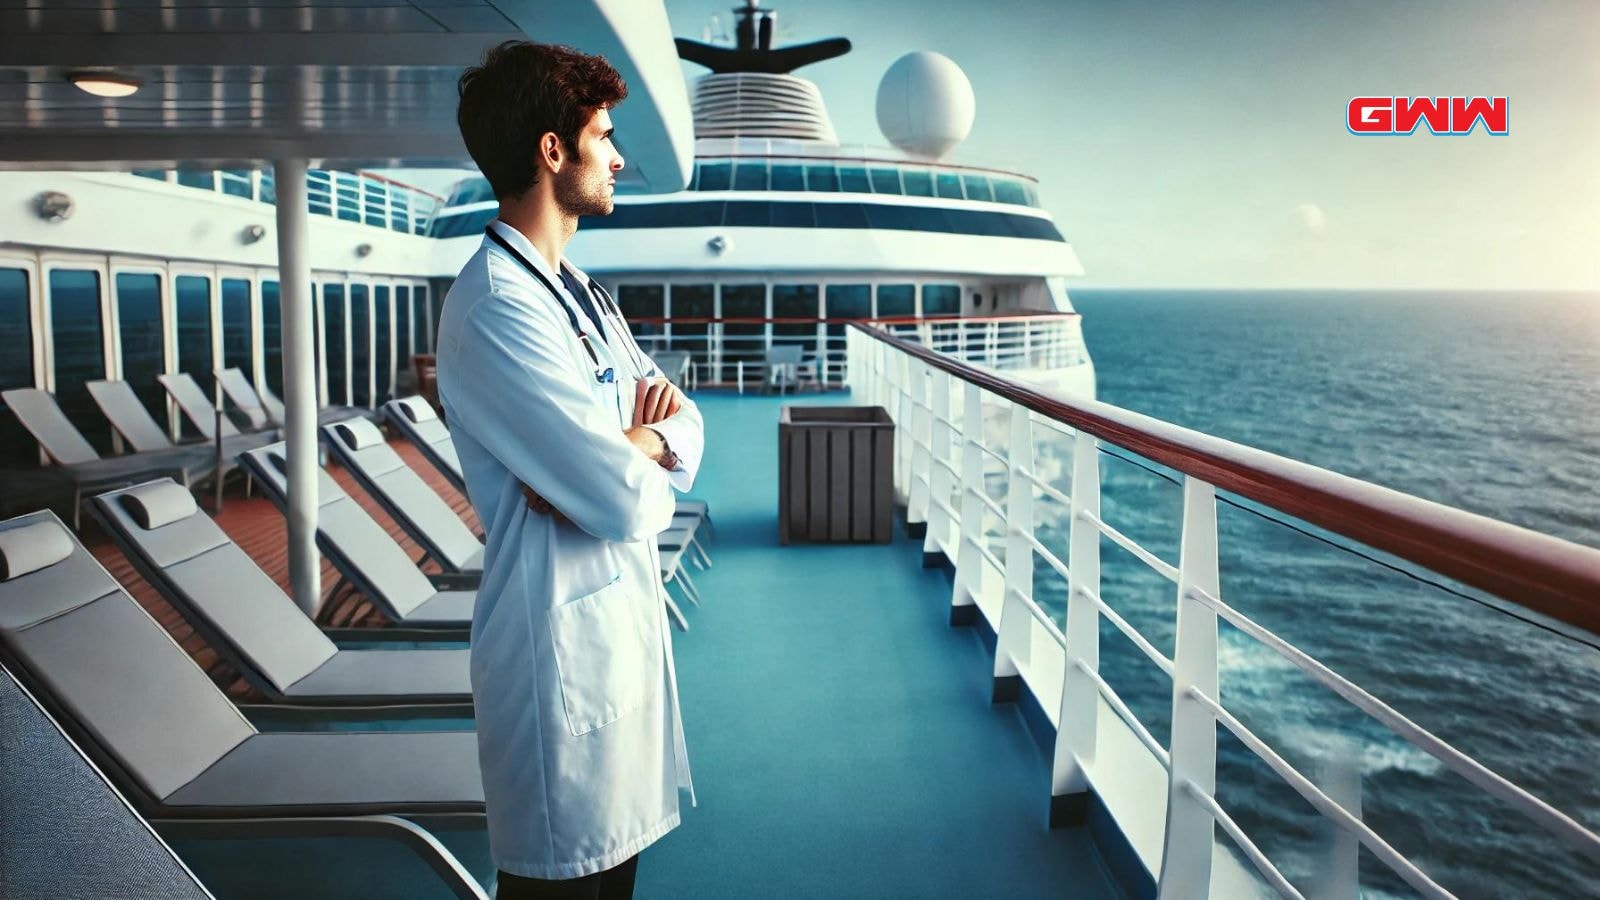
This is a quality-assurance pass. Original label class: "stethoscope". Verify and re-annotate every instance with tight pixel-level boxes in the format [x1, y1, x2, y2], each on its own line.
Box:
[485, 225, 655, 385]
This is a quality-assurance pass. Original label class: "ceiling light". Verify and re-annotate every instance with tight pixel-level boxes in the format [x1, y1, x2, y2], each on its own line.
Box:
[66, 71, 142, 98]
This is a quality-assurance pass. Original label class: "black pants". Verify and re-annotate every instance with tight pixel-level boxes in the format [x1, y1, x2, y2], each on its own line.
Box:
[496, 854, 639, 900]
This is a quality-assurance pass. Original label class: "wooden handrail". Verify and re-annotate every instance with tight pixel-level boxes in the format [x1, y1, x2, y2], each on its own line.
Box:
[854, 324, 1600, 636]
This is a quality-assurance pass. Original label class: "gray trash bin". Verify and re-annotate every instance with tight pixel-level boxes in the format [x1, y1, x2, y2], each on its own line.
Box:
[779, 405, 895, 544]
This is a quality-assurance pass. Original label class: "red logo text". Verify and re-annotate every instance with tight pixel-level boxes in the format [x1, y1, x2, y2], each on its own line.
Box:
[1347, 97, 1508, 135]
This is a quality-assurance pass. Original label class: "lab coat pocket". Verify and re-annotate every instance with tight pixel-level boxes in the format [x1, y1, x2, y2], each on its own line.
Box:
[548, 575, 655, 736]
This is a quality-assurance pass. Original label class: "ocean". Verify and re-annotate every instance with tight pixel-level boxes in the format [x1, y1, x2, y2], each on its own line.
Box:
[1037, 291, 1600, 898]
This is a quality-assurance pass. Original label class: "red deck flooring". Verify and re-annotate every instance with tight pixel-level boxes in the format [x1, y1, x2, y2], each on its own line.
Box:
[83, 437, 480, 701]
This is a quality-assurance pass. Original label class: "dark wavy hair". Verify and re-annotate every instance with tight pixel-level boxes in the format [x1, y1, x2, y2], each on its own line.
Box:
[456, 41, 628, 200]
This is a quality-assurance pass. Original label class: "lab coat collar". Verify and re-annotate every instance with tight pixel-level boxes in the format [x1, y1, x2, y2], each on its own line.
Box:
[487, 219, 565, 288]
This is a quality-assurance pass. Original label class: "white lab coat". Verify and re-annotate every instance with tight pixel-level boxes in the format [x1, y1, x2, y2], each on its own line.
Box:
[435, 221, 701, 879]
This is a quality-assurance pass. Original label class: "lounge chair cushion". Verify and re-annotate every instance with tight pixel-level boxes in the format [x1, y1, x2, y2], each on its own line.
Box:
[394, 396, 438, 424]
[335, 419, 386, 450]
[120, 481, 199, 530]
[0, 519, 74, 581]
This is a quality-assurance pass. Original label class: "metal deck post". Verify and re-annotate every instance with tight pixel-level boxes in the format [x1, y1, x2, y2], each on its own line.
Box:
[273, 157, 320, 615]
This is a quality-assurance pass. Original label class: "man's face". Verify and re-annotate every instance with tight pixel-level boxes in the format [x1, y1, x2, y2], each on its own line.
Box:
[553, 107, 624, 217]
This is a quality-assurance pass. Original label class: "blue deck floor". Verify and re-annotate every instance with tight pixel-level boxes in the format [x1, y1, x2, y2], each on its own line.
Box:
[635, 389, 1121, 899]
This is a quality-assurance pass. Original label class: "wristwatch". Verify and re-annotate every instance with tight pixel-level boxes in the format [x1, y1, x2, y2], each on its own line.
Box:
[648, 427, 679, 470]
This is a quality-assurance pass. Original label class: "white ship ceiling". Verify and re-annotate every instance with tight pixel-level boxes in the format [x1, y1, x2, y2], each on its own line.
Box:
[0, 0, 694, 193]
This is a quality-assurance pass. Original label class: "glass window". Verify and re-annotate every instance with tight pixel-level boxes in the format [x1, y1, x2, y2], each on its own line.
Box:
[618, 285, 665, 340]
[667, 284, 712, 356]
[132, 169, 168, 182]
[114, 272, 167, 427]
[174, 275, 214, 404]
[876, 284, 915, 318]
[991, 179, 1028, 206]
[432, 209, 495, 239]
[770, 202, 815, 228]
[0, 269, 36, 466]
[869, 168, 902, 195]
[375, 286, 392, 402]
[322, 284, 347, 404]
[723, 202, 771, 227]
[262, 281, 282, 397]
[412, 283, 432, 350]
[696, 162, 732, 191]
[719, 284, 766, 381]
[961, 175, 994, 203]
[824, 283, 870, 337]
[901, 169, 935, 197]
[395, 285, 412, 378]
[935, 173, 965, 200]
[49, 269, 108, 451]
[1024, 183, 1040, 207]
[805, 164, 839, 192]
[220, 278, 252, 376]
[259, 171, 277, 205]
[769, 164, 805, 191]
[812, 203, 868, 228]
[838, 166, 871, 193]
[448, 178, 495, 206]
[923, 284, 962, 316]
[732, 161, 768, 191]
[349, 284, 370, 406]
[175, 169, 215, 191]
[771, 284, 818, 338]
[219, 170, 253, 199]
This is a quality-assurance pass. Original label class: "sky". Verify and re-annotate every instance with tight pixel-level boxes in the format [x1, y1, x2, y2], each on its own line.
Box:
[400, 0, 1600, 290]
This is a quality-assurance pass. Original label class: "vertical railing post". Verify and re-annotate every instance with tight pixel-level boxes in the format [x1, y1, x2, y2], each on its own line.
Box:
[951, 380, 985, 624]
[1053, 426, 1101, 825]
[1158, 477, 1222, 899]
[906, 358, 931, 534]
[924, 368, 954, 562]
[994, 402, 1035, 703]
[895, 351, 914, 506]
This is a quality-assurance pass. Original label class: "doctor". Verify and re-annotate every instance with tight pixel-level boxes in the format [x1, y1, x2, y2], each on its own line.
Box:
[435, 42, 703, 899]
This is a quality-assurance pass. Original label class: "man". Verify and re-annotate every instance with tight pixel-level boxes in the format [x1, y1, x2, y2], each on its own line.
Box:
[436, 41, 703, 900]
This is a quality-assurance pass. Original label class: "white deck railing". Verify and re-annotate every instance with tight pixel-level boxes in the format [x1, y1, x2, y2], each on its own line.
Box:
[845, 325, 1600, 899]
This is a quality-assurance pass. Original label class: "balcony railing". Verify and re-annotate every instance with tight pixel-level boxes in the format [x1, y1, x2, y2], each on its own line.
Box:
[845, 324, 1600, 898]
[627, 311, 1089, 389]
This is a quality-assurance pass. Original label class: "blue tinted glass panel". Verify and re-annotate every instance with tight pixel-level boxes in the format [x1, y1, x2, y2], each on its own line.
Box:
[432, 209, 494, 238]
[49, 269, 108, 451]
[923, 284, 961, 316]
[991, 179, 1028, 205]
[0, 269, 36, 465]
[869, 168, 902, 194]
[732, 161, 768, 191]
[961, 175, 993, 203]
[176, 169, 215, 191]
[770, 164, 804, 191]
[719, 284, 765, 381]
[723, 202, 771, 227]
[114, 272, 166, 427]
[876, 284, 915, 318]
[175, 276, 213, 409]
[838, 167, 871, 193]
[772, 284, 817, 337]
[259, 171, 277, 205]
[935, 173, 964, 199]
[395, 286, 412, 376]
[805, 165, 838, 192]
[221, 278, 252, 375]
[901, 169, 934, 197]
[618, 285, 664, 339]
[448, 178, 495, 206]
[220, 171, 252, 198]
[262, 281, 282, 397]
[132, 169, 167, 181]
[411, 288, 429, 354]
[374, 286, 392, 402]
[668, 284, 712, 357]
[813, 203, 868, 228]
[349, 284, 370, 406]
[323, 284, 347, 404]
[697, 162, 731, 191]
[824, 283, 870, 337]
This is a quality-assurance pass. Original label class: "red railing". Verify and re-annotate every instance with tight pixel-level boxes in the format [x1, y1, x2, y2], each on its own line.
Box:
[855, 324, 1600, 636]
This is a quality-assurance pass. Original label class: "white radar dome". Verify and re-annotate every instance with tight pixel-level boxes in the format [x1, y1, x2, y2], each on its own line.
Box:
[875, 51, 975, 159]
